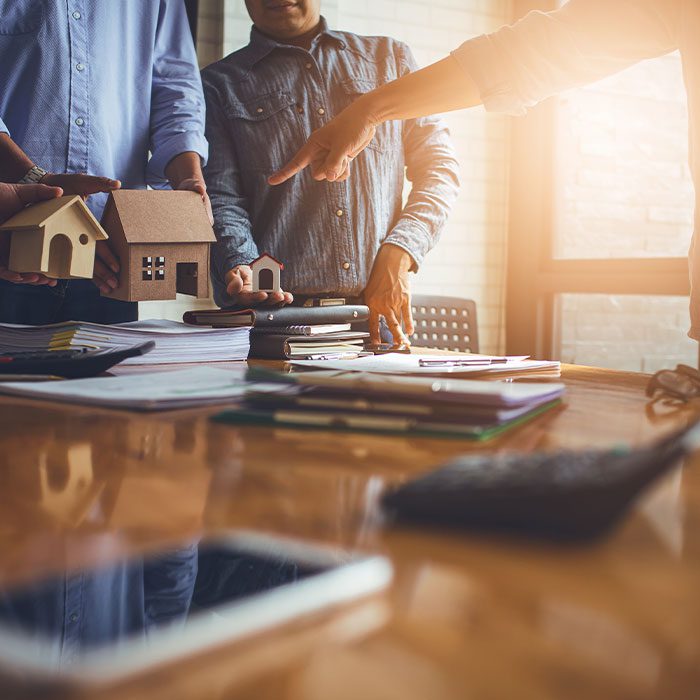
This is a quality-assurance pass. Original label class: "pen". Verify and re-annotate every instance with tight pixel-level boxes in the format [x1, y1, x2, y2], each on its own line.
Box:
[418, 357, 510, 367]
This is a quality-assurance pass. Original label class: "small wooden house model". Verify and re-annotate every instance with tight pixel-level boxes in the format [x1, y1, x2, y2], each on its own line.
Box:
[100, 190, 216, 302]
[251, 253, 284, 293]
[0, 195, 108, 279]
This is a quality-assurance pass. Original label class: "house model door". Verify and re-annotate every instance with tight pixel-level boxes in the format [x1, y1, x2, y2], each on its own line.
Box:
[258, 268, 274, 291]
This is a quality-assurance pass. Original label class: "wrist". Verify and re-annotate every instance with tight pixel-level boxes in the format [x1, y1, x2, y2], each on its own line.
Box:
[165, 151, 204, 189]
[19, 165, 48, 184]
[354, 92, 385, 128]
[381, 242, 414, 272]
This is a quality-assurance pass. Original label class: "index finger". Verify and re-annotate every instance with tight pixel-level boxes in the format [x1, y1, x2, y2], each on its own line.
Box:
[268, 143, 317, 186]
[384, 309, 409, 346]
[368, 309, 381, 345]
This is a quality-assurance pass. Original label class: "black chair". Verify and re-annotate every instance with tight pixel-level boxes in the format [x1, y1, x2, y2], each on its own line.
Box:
[410, 295, 479, 353]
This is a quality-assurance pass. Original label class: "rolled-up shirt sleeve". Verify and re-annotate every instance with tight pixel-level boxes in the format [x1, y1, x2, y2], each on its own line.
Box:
[202, 80, 260, 307]
[451, 0, 680, 116]
[146, 0, 208, 184]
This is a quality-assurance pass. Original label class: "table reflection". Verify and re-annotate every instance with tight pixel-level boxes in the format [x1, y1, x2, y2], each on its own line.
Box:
[0, 543, 305, 672]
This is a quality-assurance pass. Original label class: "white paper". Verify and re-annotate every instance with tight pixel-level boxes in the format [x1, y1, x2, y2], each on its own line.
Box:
[290, 353, 560, 375]
[0, 320, 251, 365]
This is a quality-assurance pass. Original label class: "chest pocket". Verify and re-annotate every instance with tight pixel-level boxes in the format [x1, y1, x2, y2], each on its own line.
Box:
[0, 0, 44, 35]
[224, 91, 298, 172]
[338, 78, 401, 154]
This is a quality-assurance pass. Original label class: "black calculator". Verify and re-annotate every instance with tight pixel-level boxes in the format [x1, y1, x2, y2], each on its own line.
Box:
[382, 421, 700, 541]
[0, 342, 155, 379]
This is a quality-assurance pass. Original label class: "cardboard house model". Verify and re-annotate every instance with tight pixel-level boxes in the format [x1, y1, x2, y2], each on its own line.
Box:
[0, 195, 108, 279]
[251, 253, 284, 293]
[100, 190, 216, 302]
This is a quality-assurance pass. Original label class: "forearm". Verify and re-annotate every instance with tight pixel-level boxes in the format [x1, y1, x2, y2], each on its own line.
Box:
[388, 123, 460, 266]
[0, 134, 34, 182]
[359, 57, 482, 127]
[164, 151, 205, 188]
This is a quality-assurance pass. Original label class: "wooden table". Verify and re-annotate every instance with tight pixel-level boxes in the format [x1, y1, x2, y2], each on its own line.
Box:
[0, 364, 698, 699]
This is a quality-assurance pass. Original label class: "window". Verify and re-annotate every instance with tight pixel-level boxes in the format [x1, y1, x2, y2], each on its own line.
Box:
[142, 256, 165, 281]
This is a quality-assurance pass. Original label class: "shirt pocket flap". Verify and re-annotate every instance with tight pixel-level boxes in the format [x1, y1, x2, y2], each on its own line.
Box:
[340, 78, 379, 96]
[224, 91, 296, 121]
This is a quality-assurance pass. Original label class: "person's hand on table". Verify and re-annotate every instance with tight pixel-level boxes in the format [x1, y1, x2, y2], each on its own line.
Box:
[0, 182, 63, 286]
[40, 172, 121, 198]
[363, 243, 415, 346]
[224, 265, 294, 307]
[268, 100, 377, 185]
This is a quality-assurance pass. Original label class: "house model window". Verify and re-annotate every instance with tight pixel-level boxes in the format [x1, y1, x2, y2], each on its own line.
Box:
[142, 256, 166, 281]
[99, 190, 215, 302]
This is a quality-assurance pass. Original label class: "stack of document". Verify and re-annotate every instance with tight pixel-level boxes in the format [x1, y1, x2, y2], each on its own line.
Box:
[0, 319, 251, 365]
[289, 353, 561, 378]
[214, 369, 566, 440]
[0, 366, 260, 410]
[185, 305, 370, 359]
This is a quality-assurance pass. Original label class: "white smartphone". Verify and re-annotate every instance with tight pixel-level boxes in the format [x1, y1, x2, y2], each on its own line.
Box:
[0, 531, 392, 690]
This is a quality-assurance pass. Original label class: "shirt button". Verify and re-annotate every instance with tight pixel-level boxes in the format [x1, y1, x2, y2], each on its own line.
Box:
[305, 62, 312, 69]
[296, 106, 304, 114]
[69, 613, 79, 622]
[318, 107, 325, 116]
[75, 117, 84, 126]
[336, 209, 344, 217]
[342, 262, 351, 270]
[76, 63, 85, 72]
[256, 107, 264, 114]
[72, 11, 81, 19]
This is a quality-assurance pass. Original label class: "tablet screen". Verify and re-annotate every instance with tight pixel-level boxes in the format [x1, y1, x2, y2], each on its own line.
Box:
[0, 533, 391, 685]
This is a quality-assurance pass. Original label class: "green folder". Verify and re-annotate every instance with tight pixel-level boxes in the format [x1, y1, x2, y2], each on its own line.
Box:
[212, 399, 562, 442]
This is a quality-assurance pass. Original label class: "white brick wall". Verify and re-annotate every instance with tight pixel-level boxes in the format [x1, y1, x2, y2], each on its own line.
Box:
[216, 0, 513, 354]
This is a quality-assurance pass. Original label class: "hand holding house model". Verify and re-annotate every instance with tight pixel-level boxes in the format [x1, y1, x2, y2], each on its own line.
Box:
[0, 190, 216, 302]
[0, 195, 108, 279]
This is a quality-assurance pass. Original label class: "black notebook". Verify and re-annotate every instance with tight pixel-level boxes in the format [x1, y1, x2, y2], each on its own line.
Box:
[184, 305, 369, 328]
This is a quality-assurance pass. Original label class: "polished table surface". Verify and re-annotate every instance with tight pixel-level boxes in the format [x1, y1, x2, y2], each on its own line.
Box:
[0, 364, 699, 699]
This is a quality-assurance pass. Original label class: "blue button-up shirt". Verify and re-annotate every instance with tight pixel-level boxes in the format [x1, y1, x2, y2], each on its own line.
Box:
[202, 19, 459, 306]
[0, 0, 207, 219]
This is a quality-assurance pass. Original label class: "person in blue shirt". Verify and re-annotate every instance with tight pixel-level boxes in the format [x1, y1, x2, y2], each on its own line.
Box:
[202, 0, 459, 345]
[0, 1, 209, 325]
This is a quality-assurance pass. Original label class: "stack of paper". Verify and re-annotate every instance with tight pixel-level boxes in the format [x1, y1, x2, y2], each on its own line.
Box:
[0, 319, 251, 365]
[289, 353, 561, 378]
[214, 368, 566, 440]
[0, 366, 263, 410]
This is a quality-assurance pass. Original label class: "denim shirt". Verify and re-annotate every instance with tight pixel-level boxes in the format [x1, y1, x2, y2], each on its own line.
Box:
[0, 0, 207, 220]
[202, 18, 459, 306]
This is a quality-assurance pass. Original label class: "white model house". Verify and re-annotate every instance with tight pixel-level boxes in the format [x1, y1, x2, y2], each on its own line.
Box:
[0, 195, 108, 279]
[250, 253, 284, 293]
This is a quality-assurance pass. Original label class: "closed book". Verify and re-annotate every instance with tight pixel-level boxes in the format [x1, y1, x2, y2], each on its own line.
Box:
[249, 332, 369, 360]
[251, 323, 352, 336]
[184, 305, 369, 328]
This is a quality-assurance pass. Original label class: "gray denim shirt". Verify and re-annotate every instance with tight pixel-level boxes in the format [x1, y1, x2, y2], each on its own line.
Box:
[202, 18, 460, 306]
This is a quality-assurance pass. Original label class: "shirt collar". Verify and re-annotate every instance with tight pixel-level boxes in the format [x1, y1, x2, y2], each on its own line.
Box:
[242, 16, 346, 68]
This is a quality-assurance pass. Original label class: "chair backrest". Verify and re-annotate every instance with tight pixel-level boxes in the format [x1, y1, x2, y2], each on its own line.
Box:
[410, 295, 479, 354]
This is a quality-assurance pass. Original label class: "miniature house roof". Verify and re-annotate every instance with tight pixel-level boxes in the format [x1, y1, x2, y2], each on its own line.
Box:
[103, 190, 216, 244]
[250, 252, 284, 269]
[0, 195, 108, 239]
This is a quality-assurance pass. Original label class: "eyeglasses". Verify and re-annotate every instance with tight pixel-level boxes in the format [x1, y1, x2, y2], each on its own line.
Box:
[646, 364, 700, 402]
